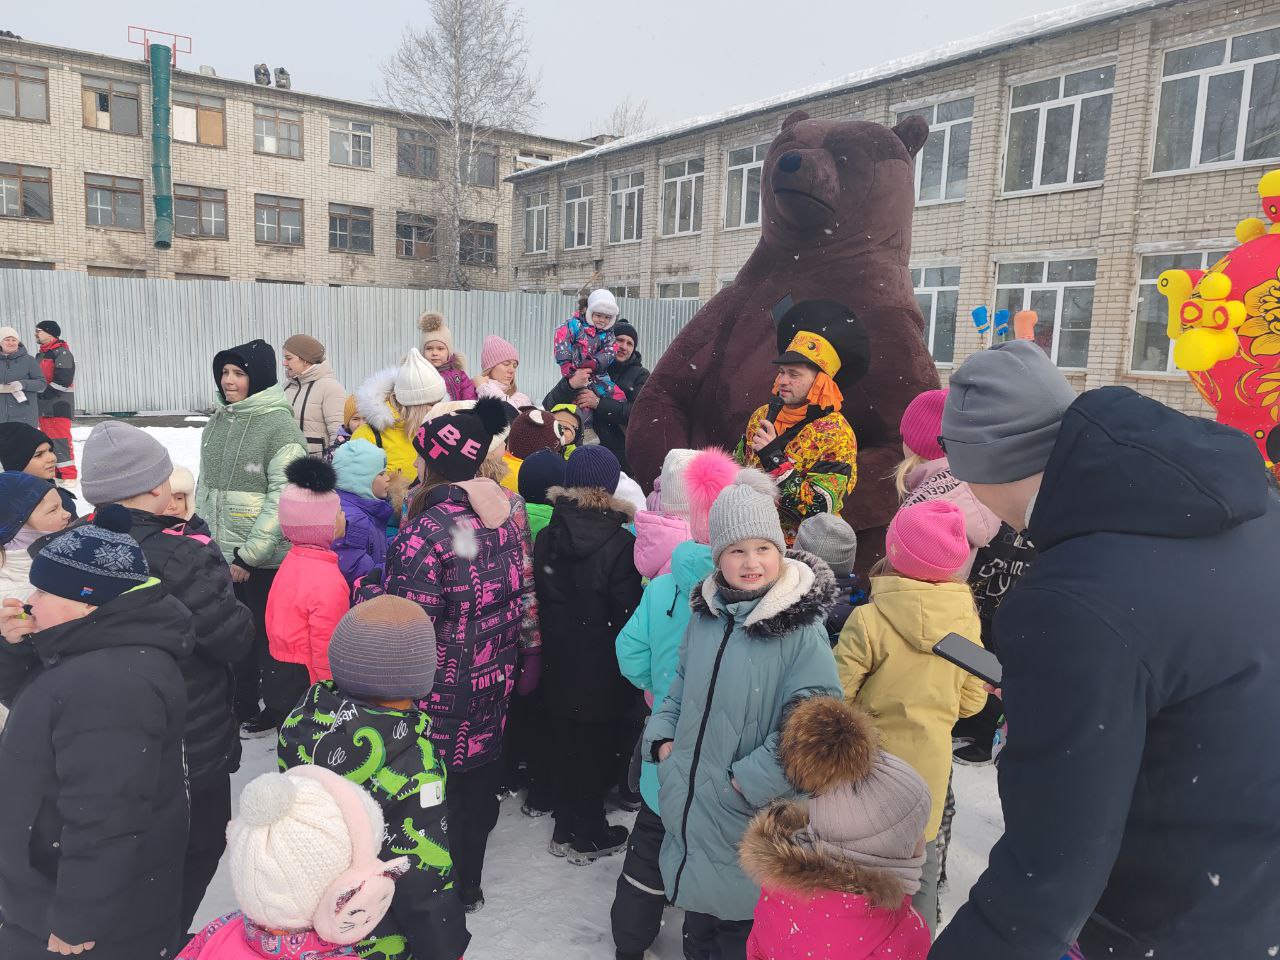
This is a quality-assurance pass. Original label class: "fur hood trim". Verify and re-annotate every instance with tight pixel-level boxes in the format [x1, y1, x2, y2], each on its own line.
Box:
[355, 367, 400, 431]
[546, 485, 636, 521]
[740, 803, 908, 909]
[691, 548, 836, 638]
[450, 351, 467, 372]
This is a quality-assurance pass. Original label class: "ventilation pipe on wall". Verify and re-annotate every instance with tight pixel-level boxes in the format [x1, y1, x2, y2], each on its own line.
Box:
[150, 43, 173, 250]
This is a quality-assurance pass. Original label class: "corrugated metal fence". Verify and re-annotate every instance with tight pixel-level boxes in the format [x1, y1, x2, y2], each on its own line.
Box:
[0, 273, 701, 414]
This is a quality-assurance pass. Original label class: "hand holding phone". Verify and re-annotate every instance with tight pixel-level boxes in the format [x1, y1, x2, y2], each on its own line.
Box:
[932, 632, 1003, 687]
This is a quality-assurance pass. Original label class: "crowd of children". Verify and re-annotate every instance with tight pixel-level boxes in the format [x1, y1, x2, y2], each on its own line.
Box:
[0, 302, 1029, 960]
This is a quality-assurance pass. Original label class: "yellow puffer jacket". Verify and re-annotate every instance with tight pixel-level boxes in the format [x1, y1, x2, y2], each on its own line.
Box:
[834, 575, 987, 840]
[351, 367, 420, 481]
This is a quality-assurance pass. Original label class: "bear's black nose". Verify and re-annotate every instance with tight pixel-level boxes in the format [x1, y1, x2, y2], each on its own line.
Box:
[778, 152, 802, 173]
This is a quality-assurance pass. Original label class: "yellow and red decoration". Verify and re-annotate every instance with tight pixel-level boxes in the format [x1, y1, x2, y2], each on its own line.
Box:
[781, 330, 843, 379]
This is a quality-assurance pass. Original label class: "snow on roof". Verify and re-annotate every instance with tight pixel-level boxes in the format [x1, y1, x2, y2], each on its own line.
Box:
[509, 0, 1175, 180]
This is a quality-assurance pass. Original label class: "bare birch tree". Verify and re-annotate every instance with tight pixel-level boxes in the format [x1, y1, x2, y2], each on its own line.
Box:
[381, 0, 542, 289]
[593, 95, 653, 139]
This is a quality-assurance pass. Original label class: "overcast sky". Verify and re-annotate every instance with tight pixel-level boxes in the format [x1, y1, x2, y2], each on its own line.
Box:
[11, 0, 1080, 141]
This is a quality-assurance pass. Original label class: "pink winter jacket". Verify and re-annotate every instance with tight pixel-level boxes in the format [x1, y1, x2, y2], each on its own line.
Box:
[178, 913, 357, 959]
[266, 545, 350, 683]
[900, 458, 1001, 578]
[741, 805, 930, 960]
[632, 509, 692, 579]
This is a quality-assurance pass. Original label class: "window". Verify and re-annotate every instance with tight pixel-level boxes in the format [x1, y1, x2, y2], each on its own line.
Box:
[523, 191, 548, 253]
[174, 185, 227, 239]
[396, 127, 437, 177]
[725, 144, 767, 227]
[459, 220, 497, 265]
[172, 91, 225, 147]
[396, 211, 436, 259]
[564, 183, 592, 248]
[254, 106, 302, 158]
[994, 258, 1097, 368]
[329, 203, 373, 253]
[84, 174, 143, 231]
[175, 273, 229, 281]
[88, 265, 145, 278]
[608, 284, 640, 299]
[661, 158, 704, 236]
[609, 171, 644, 243]
[658, 280, 700, 299]
[81, 76, 140, 135]
[1003, 66, 1114, 193]
[0, 259, 54, 270]
[1, 61, 48, 121]
[330, 118, 373, 168]
[254, 194, 304, 246]
[256, 277, 304, 285]
[911, 266, 961, 363]
[0, 163, 51, 221]
[1131, 249, 1232, 372]
[897, 98, 973, 203]
[461, 148, 498, 187]
[1153, 27, 1280, 172]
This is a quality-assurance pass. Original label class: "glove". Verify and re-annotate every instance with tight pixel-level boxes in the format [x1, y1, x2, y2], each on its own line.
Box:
[515, 650, 541, 696]
[0, 383, 14, 394]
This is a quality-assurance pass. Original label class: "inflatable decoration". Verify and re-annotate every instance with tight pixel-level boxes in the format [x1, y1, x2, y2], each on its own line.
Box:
[628, 111, 941, 569]
[1160, 169, 1280, 470]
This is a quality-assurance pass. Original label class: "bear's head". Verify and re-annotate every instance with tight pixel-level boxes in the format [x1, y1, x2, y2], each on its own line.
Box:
[761, 110, 929, 251]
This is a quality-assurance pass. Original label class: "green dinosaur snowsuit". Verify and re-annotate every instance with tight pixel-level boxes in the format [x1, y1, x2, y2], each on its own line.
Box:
[279, 682, 470, 960]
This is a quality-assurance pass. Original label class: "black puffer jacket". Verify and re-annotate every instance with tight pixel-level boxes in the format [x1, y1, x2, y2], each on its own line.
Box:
[534, 485, 643, 722]
[544, 350, 649, 472]
[128, 508, 253, 783]
[933, 387, 1280, 960]
[0, 582, 193, 957]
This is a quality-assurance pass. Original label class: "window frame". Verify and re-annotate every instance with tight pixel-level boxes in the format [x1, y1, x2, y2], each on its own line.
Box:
[81, 75, 141, 136]
[395, 211, 437, 260]
[461, 146, 499, 188]
[0, 163, 52, 222]
[657, 279, 701, 300]
[328, 202, 374, 254]
[458, 219, 498, 266]
[910, 265, 962, 364]
[0, 60, 50, 123]
[724, 143, 768, 229]
[329, 117, 373, 169]
[895, 96, 974, 205]
[1129, 247, 1233, 374]
[253, 193, 305, 247]
[992, 257, 1098, 369]
[563, 182, 593, 249]
[1002, 65, 1115, 196]
[173, 184, 228, 240]
[253, 105, 304, 159]
[396, 127, 437, 178]
[608, 170, 645, 245]
[660, 157, 705, 237]
[84, 173, 144, 232]
[171, 90, 226, 148]
[523, 190, 548, 254]
[608, 283, 641, 299]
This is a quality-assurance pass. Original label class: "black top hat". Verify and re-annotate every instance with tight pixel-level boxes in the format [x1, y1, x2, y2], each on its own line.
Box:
[774, 299, 871, 393]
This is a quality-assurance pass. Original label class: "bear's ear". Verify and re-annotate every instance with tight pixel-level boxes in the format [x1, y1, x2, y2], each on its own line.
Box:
[780, 110, 810, 133]
[891, 115, 930, 158]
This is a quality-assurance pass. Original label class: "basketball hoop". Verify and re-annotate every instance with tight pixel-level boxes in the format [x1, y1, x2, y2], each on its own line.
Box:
[126, 27, 192, 67]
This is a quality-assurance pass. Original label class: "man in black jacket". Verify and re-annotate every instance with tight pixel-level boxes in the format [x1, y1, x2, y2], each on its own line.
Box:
[544, 320, 649, 472]
[933, 341, 1280, 960]
[79, 421, 253, 941]
[33, 321, 76, 480]
[0, 508, 194, 960]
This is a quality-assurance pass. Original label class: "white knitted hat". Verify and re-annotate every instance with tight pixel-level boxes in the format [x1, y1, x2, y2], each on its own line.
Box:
[395, 348, 447, 407]
[227, 769, 386, 932]
[658, 448, 698, 521]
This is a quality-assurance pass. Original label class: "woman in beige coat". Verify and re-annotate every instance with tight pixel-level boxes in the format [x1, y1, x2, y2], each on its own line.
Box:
[281, 334, 347, 456]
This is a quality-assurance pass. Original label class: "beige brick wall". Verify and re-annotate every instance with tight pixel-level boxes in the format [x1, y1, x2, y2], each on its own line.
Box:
[0, 39, 583, 288]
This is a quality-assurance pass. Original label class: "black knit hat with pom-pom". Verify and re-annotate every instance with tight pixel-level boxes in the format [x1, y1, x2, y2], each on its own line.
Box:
[413, 397, 510, 482]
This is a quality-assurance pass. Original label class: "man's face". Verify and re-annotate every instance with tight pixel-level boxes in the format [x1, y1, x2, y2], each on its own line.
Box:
[615, 334, 635, 362]
[773, 363, 819, 406]
[0, 336, 19, 354]
[34, 329, 54, 346]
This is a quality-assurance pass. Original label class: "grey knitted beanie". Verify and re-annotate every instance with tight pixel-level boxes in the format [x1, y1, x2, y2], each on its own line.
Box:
[709, 480, 786, 563]
[794, 513, 858, 577]
[81, 420, 174, 505]
[328, 596, 437, 700]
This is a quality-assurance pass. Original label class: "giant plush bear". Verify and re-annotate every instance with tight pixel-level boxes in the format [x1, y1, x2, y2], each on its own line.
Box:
[628, 109, 940, 568]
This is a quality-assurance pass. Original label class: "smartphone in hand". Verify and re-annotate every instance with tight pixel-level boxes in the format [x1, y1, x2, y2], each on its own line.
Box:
[933, 632, 1003, 687]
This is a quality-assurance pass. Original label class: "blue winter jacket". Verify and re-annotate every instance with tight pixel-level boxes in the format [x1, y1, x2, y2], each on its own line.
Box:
[616, 540, 714, 812]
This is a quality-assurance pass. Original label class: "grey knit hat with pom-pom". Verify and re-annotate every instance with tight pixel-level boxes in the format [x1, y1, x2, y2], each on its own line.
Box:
[709, 477, 786, 563]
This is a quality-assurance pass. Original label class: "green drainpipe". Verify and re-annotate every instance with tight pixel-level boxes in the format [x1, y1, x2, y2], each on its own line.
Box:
[150, 43, 173, 250]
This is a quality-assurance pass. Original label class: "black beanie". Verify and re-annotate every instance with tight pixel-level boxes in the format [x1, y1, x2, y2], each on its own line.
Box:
[614, 320, 638, 346]
[0, 422, 52, 471]
[413, 398, 510, 482]
[35, 321, 61, 338]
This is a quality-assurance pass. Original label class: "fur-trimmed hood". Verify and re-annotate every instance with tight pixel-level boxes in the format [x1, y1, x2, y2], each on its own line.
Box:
[691, 548, 836, 638]
[354, 366, 401, 431]
[543, 485, 636, 560]
[546, 485, 636, 520]
[740, 802, 909, 909]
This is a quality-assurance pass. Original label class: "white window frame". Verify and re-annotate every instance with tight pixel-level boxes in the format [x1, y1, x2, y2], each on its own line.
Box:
[993, 258, 1098, 369]
[1002, 66, 1115, 195]
[563, 182, 592, 249]
[661, 158, 704, 237]
[1130, 247, 1233, 374]
[724, 143, 767, 229]
[329, 117, 373, 169]
[1151, 24, 1280, 174]
[911, 265, 961, 364]
[608, 282, 641, 300]
[523, 190, 548, 254]
[895, 97, 973, 205]
[608, 170, 644, 245]
[657, 279, 700, 300]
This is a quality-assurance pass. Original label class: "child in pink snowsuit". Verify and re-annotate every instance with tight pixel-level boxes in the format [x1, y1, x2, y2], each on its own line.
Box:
[553, 289, 626, 416]
[740, 696, 932, 960]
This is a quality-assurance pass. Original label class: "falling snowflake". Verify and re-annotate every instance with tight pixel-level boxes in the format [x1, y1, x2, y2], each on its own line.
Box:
[451, 524, 478, 560]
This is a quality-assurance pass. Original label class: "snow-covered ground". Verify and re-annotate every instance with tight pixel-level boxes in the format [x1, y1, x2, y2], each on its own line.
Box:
[68, 422, 1005, 959]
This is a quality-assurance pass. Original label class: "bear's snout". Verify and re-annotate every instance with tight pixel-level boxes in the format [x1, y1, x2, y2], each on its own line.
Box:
[778, 152, 803, 173]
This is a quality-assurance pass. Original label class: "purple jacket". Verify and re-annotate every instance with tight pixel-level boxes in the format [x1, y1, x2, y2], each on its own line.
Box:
[369, 480, 536, 771]
[438, 359, 477, 402]
[334, 490, 392, 587]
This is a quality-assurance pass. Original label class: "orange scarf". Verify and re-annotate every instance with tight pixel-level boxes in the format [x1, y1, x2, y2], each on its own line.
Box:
[771, 371, 844, 433]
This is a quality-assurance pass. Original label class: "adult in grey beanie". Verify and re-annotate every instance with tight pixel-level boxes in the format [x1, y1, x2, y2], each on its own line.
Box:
[794, 512, 858, 577]
[709, 479, 786, 563]
[940, 340, 1077, 485]
[327, 595, 437, 700]
[80, 420, 174, 505]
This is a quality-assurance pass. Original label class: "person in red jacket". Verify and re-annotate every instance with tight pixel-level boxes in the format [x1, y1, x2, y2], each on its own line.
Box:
[33, 321, 75, 480]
